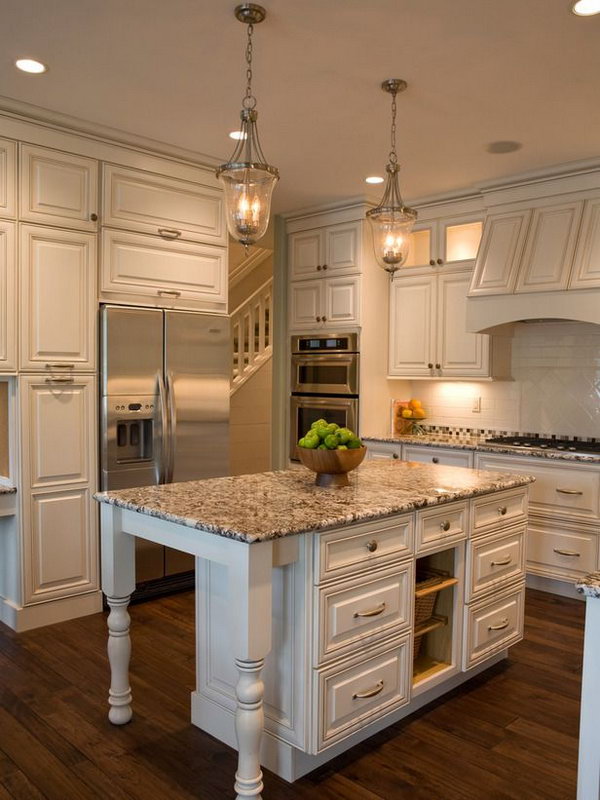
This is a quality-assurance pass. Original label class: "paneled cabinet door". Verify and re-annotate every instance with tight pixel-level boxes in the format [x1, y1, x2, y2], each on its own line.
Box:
[469, 210, 531, 295]
[289, 229, 324, 280]
[102, 164, 226, 245]
[20, 375, 96, 491]
[0, 221, 16, 371]
[0, 137, 17, 219]
[290, 280, 323, 329]
[389, 275, 435, 377]
[19, 144, 98, 231]
[324, 222, 360, 275]
[323, 276, 360, 326]
[515, 201, 583, 293]
[437, 272, 489, 377]
[20, 225, 97, 371]
[569, 196, 600, 289]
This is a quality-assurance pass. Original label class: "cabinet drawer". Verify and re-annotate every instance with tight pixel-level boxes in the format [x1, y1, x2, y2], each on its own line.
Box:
[472, 488, 528, 533]
[464, 583, 524, 669]
[416, 502, 467, 554]
[315, 562, 413, 664]
[403, 445, 473, 468]
[315, 635, 410, 750]
[315, 515, 413, 582]
[527, 520, 598, 581]
[466, 525, 526, 602]
[102, 165, 225, 245]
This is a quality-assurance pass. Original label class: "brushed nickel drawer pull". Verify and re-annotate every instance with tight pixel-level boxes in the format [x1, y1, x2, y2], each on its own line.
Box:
[553, 548, 580, 557]
[157, 289, 182, 297]
[353, 602, 386, 619]
[498, 506, 508, 515]
[158, 227, 182, 239]
[556, 488, 583, 495]
[352, 680, 384, 700]
[366, 540, 378, 553]
[488, 618, 509, 632]
[440, 520, 451, 532]
[46, 363, 74, 369]
[45, 377, 74, 384]
[490, 555, 512, 567]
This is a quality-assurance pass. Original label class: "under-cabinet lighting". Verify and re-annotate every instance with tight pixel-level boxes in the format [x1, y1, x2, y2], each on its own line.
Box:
[571, 0, 600, 14]
[15, 58, 47, 74]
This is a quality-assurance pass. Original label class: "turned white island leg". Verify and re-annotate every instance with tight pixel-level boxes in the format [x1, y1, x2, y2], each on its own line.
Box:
[229, 540, 273, 800]
[100, 505, 136, 727]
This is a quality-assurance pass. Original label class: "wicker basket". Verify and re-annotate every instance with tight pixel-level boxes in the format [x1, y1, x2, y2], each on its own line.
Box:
[413, 568, 453, 661]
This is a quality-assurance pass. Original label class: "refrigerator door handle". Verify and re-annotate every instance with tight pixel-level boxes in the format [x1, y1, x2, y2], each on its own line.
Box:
[166, 370, 177, 483]
[157, 371, 169, 484]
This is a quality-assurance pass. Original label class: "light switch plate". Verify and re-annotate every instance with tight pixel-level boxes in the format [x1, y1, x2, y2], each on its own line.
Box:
[472, 396, 482, 413]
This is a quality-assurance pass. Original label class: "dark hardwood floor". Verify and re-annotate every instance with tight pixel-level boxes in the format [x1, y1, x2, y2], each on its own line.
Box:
[0, 588, 584, 800]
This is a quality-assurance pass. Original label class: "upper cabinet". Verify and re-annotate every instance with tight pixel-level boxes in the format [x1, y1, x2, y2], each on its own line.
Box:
[19, 144, 99, 231]
[403, 215, 483, 270]
[468, 210, 531, 295]
[102, 164, 226, 246]
[0, 138, 17, 219]
[289, 222, 360, 280]
[289, 276, 360, 330]
[0, 221, 16, 372]
[569, 196, 600, 289]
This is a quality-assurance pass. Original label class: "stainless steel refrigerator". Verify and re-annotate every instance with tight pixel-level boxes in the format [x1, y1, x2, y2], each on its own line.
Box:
[100, 305, 230, 595]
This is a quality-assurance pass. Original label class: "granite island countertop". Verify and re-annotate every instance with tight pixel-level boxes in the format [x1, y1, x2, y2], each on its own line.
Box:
[576, 573, 600, 599]
[0, 482, 17, 495]
[94, 460, 534, 544]
[363, 433, 600, 464]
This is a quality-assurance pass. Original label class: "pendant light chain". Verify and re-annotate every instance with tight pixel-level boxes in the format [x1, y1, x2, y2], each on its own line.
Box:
[389, 89, 398, 166]
[243, 22, 257, 109]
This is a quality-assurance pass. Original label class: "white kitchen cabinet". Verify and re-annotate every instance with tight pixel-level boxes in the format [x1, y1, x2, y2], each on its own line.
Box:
[365, 441, 402, 461]
[19, 224, 97, 371]
[102, 164, 226, 245]
[403, 445, 474, 468]
[100, 228, 227, 313]
[0, 221, 16, 372]
[289, 222, 360, 280]
[19, 144, 98, 231]
[514, 200, 583, 293]
[404, 215, 482, 270]
[569, 196, 600, 289]
[389, 271, 495, 379]
[0, 137, 17, 219]
[469, 210, 531, 295]
[289, 275, 359, 330]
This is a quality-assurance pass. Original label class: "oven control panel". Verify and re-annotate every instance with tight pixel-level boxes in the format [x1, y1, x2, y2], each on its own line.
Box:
[292, 332, 359, 354]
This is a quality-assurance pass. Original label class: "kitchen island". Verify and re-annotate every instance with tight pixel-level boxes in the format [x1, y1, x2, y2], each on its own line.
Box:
[95, 460, 534, 799]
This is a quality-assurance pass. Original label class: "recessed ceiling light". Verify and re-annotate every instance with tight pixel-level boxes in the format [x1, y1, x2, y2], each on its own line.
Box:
[15, 58, 47, 74]
[571, 0, 600, 15]
[365, 176, 384, 184]
[486, 140, 523, 154]
[229, 130, 247, 140]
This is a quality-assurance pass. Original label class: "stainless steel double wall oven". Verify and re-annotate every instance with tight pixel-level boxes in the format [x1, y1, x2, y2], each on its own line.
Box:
[290, 333, 359, 459]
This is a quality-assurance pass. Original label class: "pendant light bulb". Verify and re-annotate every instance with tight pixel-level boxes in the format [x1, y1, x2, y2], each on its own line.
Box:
[217, 4, 279, 249]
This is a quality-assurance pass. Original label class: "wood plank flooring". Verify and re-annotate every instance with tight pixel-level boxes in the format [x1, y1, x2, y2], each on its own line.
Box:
[0, 589, 584, 799]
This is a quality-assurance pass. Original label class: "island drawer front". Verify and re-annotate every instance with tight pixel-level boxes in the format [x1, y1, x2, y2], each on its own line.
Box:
[315, 515, 413, 583]
[315, 634, 410, 751]
[466, 525, 526, 602]
[463, 583, 525, 669]
[416, 502, 467, 554]
[316, 562, 413, 665]
[527, 520, 598, 581]
[472, 489, 528, 534]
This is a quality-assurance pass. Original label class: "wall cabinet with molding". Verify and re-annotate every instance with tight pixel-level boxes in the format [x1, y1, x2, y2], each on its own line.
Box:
[403, 215, 483, 270]
[289, 222, 360, 281]
[0, 221, 16, 372]
[0, 137, 17, 219]
[289, 275, 360, 330]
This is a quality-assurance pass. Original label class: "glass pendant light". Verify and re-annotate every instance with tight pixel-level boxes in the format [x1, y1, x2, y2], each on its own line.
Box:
[217, 4, 279, 249]
[366, 79, 417, 276]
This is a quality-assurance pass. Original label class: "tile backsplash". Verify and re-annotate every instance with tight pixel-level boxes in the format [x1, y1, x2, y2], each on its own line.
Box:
[407, 321, 600, 439]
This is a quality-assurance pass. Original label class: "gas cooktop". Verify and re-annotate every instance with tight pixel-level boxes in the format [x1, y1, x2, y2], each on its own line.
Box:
[484, 436, 600, 455]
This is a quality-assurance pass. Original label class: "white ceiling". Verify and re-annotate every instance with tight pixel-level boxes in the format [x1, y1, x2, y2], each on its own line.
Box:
[1, 0, 599, 213]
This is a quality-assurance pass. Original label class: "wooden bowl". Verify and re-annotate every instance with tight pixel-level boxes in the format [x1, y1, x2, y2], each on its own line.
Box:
[296, 446, 367, 487]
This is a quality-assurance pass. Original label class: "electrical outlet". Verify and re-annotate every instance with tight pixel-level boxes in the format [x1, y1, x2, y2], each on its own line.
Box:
[472, 396, 482, 413]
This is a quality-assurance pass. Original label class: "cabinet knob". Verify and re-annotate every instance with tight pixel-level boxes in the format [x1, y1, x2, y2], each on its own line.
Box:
[322, 316, 327, 322]
[429, 259, 436, 266]
[432, 457, 439, 464]
[322, 263, 328, 270]
[435, 363, 441, 370]
[437, 258, 443, 265]
[392, 452, 399, 459]
[316, 316, 321, 322]
[440, 520, 451, 532]
[428, 363, 434, 369]
[317, 265, 322, 271]
[498, 506, 508, 516]
[366, 540, 378, 553]
[90, 212, 98, 222]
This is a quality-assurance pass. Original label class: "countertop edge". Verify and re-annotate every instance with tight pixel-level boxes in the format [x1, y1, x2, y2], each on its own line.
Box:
[576, 572, 600, 598]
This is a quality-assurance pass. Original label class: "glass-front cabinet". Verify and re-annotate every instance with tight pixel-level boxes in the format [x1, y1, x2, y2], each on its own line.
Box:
[403, 214, 483, 270]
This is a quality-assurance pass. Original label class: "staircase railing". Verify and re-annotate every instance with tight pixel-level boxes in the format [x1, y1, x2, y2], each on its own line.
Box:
[231, 277, 273, 393]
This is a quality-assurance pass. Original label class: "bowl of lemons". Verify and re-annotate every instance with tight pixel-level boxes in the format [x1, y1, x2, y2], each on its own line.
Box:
[297, 419, 366, 487]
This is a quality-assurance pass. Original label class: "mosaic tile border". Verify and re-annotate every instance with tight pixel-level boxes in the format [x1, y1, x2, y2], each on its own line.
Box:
[425, 425, 598, 444]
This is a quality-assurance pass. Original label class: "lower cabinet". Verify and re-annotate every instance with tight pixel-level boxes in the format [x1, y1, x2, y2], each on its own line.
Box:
[366, 441, 402, 460]
[403, 444, 474, 468]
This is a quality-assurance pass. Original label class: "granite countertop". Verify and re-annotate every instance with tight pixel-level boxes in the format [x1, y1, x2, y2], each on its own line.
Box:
[576, 573, 600, 599]
[0, 482, 17, 495]
[94, 460, 534, 544]
[363, 433, 600, 463]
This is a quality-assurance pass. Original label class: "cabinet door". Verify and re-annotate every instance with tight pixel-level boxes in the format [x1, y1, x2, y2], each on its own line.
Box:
[438, 216, 483, 268]
[403, 445, 473, 468]
[20, 144, 98, 231]
[469, 210, 531, 295]
[324, 222, 360, 275]
[0, 221, 16, 372]
[102, 164, 226, 245]
[437, 272, 489, 377]
[389, 276, 435, 377]
[0, 137, 17, 219]
[100, 229, 227, 312]
[515, 201, 583, 293]
[20, 375, 96, 490]
[403, 221, 435, 268]
[323, 276, 360, 327]
[289, 280, 323, 329]
[289, 229, 324, 280]
[20, 225, 96, 371]
[569, 196, 600, 289]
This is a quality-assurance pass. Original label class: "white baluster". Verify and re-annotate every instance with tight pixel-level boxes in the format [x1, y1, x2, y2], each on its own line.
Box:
[106, 595, 133, 725]
[234, 657, 266, 799]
